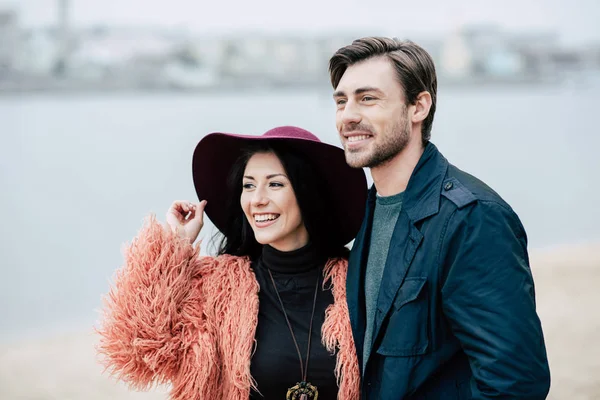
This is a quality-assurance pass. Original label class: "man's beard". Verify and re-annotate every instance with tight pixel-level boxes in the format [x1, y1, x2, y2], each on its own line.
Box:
[344, 114, 411, 169]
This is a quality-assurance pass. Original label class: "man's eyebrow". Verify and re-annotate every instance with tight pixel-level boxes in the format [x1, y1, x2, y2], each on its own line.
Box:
[354, 86, 384, 96]
[333, 87, 383, 98]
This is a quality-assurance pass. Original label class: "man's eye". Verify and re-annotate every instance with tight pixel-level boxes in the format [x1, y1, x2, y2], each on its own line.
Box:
[362, 96, 375, 101]
[336, 99, 346, 106]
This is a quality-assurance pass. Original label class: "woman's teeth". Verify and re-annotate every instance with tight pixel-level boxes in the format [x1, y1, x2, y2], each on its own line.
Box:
[255, 214, 279, 222]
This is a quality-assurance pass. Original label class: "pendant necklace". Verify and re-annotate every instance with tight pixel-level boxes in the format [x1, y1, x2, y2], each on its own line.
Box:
[267, 267, 320, 400]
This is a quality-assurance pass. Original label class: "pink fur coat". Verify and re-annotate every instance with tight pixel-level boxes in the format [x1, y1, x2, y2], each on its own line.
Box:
[97, 216, 360, 400]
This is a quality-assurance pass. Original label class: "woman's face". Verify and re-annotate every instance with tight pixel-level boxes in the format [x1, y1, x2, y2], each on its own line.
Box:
[240, 151, 309, 252]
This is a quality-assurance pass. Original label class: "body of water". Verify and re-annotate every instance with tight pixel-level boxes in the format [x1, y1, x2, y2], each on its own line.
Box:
[1, 86, 599, 341]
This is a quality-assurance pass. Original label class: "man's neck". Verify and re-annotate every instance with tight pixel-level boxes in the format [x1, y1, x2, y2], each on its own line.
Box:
[371, 140, 424, 197]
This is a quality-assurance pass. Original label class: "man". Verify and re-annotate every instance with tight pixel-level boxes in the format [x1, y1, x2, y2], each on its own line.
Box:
[329, 37, 550, 399]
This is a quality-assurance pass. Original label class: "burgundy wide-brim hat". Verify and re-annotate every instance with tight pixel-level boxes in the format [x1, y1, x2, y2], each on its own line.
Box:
[192, 126, 367, 246]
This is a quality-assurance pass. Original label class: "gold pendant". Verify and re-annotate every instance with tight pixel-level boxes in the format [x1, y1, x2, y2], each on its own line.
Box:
[286, 381, 318, 400]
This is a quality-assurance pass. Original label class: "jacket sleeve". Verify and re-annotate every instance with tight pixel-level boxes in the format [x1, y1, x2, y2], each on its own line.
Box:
[96, 215, 212, 390]
[440, 201, 551, 399]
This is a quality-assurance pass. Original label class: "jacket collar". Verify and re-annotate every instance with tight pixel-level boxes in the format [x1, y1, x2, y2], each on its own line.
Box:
[371, 142, 449, 223]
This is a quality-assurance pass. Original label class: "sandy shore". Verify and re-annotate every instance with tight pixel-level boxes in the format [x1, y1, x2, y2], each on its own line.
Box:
[1, 242, 598, 399]
[529, 242, 600, 399]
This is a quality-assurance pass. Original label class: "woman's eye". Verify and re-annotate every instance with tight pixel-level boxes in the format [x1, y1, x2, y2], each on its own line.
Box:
[242, 183, 254, 190]
[269, 182, 284, 188]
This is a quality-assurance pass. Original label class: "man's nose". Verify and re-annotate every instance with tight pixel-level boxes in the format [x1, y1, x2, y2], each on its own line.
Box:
[340, 101, 362, 126]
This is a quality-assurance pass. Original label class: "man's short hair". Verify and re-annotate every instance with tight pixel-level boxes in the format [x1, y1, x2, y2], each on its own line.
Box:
[329, 37, 438, 144]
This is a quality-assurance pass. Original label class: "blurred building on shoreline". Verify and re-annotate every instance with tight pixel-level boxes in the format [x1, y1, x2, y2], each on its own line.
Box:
[1, 5, 600, 93]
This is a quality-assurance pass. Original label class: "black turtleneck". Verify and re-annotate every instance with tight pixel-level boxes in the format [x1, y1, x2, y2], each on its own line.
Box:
[249, 243, 338, 400]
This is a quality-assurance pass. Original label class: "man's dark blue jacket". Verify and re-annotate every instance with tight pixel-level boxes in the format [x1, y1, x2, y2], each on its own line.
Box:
[348, 143, 551, 399]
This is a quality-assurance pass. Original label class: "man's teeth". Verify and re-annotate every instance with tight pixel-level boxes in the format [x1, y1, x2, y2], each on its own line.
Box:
[348, 135, 371, 142]
[255, 214, 279, 222]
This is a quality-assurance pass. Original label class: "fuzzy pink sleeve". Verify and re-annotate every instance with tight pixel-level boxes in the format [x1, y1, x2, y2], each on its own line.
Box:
[96, 215, 211, 390]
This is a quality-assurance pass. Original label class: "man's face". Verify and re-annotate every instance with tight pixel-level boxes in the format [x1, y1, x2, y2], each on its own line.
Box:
[333, 56, 411, 169]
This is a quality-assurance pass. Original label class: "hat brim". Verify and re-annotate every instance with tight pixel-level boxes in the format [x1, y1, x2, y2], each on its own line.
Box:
[192, 132, 367, 246]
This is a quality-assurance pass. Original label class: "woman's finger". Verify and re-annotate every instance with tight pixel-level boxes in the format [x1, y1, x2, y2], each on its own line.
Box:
[194, 200, 207, 223]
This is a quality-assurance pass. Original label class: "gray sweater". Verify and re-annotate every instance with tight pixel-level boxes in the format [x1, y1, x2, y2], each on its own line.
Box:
[363, 190, 404, 371]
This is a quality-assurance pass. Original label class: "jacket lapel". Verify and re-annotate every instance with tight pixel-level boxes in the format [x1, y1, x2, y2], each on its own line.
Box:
[363, 143, 449, 367]
[346, 189, 376, 369]
[371, 215, 423, 347]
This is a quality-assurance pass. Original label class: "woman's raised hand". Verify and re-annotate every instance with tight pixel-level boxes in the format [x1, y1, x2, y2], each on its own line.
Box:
[166, 200, 207, 244]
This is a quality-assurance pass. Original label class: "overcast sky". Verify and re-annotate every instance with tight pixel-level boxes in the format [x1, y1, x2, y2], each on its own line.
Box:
[3, 0, 599, 43]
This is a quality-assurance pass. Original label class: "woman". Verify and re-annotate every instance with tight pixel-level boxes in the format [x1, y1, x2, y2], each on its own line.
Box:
[97, 126, 367, 400]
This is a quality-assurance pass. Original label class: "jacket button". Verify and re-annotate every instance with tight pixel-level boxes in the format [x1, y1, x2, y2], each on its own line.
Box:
[444, 181, 453, 191]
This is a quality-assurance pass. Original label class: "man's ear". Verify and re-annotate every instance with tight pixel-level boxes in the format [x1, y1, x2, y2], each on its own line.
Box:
[411, 91, 432, 124]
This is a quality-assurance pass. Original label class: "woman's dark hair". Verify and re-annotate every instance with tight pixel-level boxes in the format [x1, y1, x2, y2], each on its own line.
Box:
[215, 140, 348, 260]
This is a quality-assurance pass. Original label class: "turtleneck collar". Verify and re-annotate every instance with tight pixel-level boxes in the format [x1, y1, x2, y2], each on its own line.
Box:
[260, 241, 325, 274]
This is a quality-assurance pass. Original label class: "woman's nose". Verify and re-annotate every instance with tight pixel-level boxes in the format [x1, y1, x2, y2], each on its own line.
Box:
[251, 188, 269, 207]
